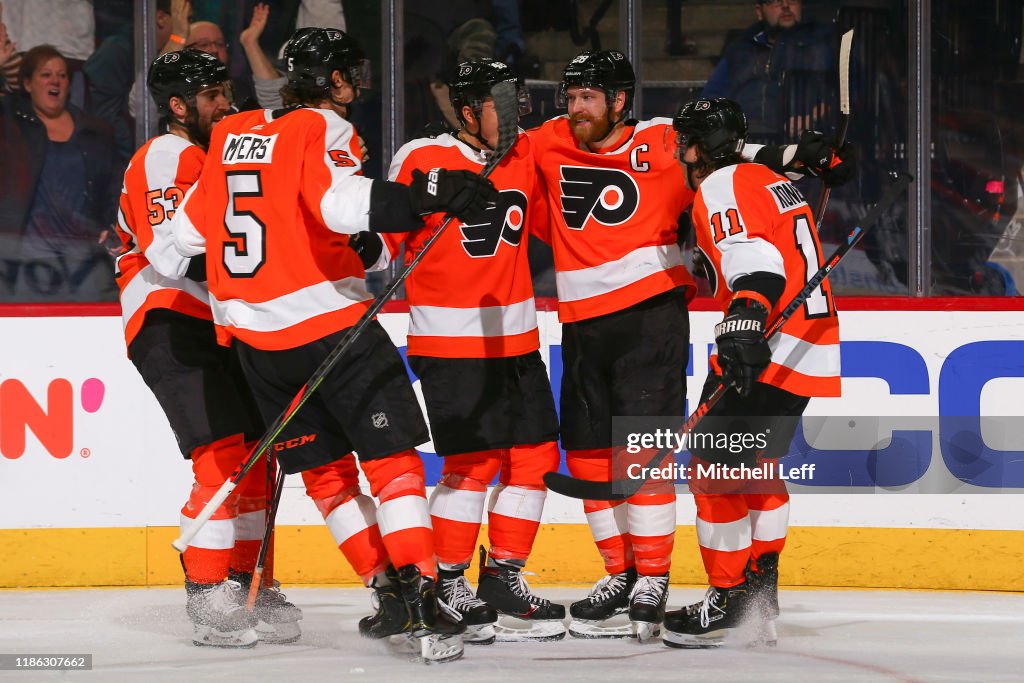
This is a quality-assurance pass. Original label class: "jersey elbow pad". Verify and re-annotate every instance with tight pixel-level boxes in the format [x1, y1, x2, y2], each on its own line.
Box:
[368, 180, 422, 234]
[732, 272, 786, 309]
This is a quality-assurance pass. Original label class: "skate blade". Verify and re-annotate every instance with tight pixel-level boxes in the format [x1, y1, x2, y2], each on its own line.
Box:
[753, 618, 778, 648]
[632, 620, 662, 643]
[192, 625, 258, 648]
[416, 633, 464, 664]
[662, 628, 724, 649]
[494, 617, 567, 642]
[568, 618, 635, 640]
[465, 623, 497, 645]
[255, 619, 302, 644]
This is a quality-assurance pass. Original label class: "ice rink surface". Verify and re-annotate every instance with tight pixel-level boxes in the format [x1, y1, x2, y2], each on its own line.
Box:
[1, 586, 1022, 682]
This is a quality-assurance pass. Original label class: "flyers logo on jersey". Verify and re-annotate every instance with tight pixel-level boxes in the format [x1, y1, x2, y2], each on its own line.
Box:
[223, 133, 278, 165]
[460, 189, 527, 257]
[559, 166, 639, 230]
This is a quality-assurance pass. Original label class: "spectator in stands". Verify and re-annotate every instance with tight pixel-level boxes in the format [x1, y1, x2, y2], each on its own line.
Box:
[702, 0, 833, 144]
[84, 0, 192, 161]
[187, 19, 258, 110]
[0, 2, 16, 94]
[0, 46, 120, 302]
[406, 1, 497, 134]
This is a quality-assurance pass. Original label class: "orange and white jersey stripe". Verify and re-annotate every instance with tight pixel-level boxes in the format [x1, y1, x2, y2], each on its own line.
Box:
[155, 107, 375, 350]
[692, 163, 840, 397]
[529, 116, 697, 322]
[383, 132, 539, 358]
[115, 134, 212, 351]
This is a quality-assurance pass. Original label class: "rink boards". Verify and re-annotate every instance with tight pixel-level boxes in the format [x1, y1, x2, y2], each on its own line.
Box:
[1, 299, 1023, 589]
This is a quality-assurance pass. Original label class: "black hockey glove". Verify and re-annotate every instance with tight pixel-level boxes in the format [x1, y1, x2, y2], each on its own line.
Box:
[184, 255, 207, 282]
[348, 231, 385, 270]
[715, 297, 771, 397]
[794, 130, 856, 187]
[408, 168, 499, 221]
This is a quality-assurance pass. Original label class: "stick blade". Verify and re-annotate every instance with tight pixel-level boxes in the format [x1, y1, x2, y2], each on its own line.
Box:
[485, 79, 520, 171]
[838, 29, 853, 115]
[543, 471, 638, 501]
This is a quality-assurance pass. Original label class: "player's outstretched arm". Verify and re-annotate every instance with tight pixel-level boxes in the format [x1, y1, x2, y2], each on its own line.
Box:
[748, 131, 856, 187]
[365, 169, 498, 234]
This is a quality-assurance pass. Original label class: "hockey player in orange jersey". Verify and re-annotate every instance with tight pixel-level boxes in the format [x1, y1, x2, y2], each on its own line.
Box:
[374, 59, 564, 643]
[116, 49, 302, 648]
[529, 50, 854, 641]
[662, 98, 841, 648]
[146, 28, 499, 663]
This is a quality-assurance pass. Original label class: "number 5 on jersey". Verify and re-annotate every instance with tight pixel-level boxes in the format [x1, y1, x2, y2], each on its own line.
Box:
[224, 171, 266, 277]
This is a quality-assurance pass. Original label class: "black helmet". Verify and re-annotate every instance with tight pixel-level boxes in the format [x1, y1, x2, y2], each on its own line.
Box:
[147, 48, 229, 115]
[448, 58, 531, 127]
[672, 98, 748, 162]
[557, 50, 636, 112]
[283, 27, 369, 94]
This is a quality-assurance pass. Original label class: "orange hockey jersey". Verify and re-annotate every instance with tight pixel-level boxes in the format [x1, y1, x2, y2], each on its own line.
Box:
[115, 134, 212, 351]
[529, 116, 697, 322]
[384, 132, 539, 359]
[692, 163, 840, 397]
[152, 107, 374, 350]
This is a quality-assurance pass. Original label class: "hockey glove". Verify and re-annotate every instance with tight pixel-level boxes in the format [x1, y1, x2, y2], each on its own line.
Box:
[184, 255, 207, 282]
[348, 231, 386, 270]
[409, 168, 499, 220]
[715, 297, 772, 397]
[794, 130, 856, 187]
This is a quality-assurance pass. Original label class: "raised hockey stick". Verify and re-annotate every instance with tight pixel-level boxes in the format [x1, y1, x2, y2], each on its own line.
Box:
[173, 80, 521, 552]
[543, 172, 913, 501]
[814, 28, 854, 228]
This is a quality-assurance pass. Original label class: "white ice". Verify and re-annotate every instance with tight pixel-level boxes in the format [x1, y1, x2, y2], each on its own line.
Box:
[1, 586, 1023, 682]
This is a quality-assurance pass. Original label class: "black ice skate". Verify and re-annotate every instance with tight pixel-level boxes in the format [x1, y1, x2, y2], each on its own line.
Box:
[568, 567, 637, 639]
[230, 571, 303, 644]
[627, 573, 669, 642]
[396, 564, 465, 664]
[746, 552, 780, 646]
[475, 547, 567, 642]
[185, 579, 258, 648]
[437, 567, 498, 645]
[359, 568, 411, 640]
[662, 582, 755, 648]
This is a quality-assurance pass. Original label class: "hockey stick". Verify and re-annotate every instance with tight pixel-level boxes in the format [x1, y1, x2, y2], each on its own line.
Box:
[246, 466, 285, 611]
[543, 172, 913, 501]
[173, 80, 521, 552]
[814, 28, 853, 228]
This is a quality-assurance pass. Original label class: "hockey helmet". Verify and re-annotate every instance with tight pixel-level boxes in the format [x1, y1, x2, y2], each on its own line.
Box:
[283, 27, 370, 93]
[557, 50, 636, 112]
[147, 49, 230, 115]
[448, 58, 531, 127]
[672, 98, 748, 162]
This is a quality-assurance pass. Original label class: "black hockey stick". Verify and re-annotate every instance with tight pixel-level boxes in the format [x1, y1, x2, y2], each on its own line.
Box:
[246, 466, 285, 611]
[814, 28, 853, 228]
[543, 172, 913, 501]
[173, 80, 521, 552]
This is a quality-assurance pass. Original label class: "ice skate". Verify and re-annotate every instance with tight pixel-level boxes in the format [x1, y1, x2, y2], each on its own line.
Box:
[568, 567, 637, 639]
[230, 571, 302, 644]
[476, 548, 566, 642]
[437, 568, 498, 645]
[747, 552, 780, 646]
[396, 564, 465, 664]
[628, 573, 669, 642]
[185, 579, 258, 648]
[662, 583, 755, 648]
[359, 567, 410, 639]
